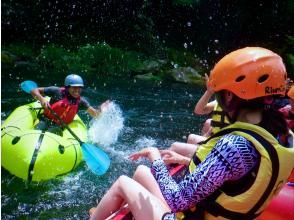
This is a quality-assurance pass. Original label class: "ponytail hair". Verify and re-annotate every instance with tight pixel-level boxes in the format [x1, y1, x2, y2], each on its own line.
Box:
[260, 108, 288, 138]
[238, 96, 288, 137]
[216, 91, 288, 137]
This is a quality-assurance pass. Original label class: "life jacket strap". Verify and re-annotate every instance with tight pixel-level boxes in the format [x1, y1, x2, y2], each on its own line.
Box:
[210, 120, 230, 129]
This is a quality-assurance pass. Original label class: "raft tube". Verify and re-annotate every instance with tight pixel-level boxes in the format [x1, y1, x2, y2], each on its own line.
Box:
[258, 183, 294, 220]
[1, 100, 87, 182]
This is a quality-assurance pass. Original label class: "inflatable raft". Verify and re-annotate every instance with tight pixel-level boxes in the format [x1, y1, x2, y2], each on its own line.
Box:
[1, 100, 87, 182]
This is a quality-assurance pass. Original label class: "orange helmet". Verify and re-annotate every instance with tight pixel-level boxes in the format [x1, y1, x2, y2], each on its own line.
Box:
[209, 47, 287, 100]
[288, 86, 294, 99]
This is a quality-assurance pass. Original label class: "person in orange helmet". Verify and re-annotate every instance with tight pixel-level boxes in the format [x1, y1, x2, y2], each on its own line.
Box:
[90, 47, 294, 220]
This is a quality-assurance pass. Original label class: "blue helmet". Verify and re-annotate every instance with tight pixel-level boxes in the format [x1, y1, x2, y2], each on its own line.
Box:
[64, 74, 84, 87]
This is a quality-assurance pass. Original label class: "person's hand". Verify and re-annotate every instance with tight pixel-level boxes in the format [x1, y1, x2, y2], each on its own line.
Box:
[40, 97, 49, 109]
[129, 147, 161, 162]
[100, 100, 112, 112]
[92, 100, 112, 117]
[205, 73, 214, 95]
[160, 149, 190, 165]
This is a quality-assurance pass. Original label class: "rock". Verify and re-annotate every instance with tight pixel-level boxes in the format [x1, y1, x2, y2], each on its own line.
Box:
[134, 72, 161, 81]
[1, 51, 16, 65]
[167, 67, 203, 84]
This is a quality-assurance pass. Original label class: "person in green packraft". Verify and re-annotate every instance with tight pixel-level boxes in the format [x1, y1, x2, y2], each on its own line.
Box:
[31, 74, 110, 133]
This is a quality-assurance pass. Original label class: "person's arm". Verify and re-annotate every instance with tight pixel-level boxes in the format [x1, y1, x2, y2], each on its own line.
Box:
[129, 147, 161, 162]
[194, 94, 216, 115]
[86, 100, 111, 118]
[160, 149, 191, 165]
[87, 106, 102, 118]
[151, 134, 259, 212]
[194, 73, 216, 115]
[30, 87, 49, 109]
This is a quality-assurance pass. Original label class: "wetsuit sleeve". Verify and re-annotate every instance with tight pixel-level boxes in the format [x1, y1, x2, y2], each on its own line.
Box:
[43, 86, 63, 103]
[43, 86, 60, 96]
[79, 97, 91, 110]
[151, 134, 259, 212]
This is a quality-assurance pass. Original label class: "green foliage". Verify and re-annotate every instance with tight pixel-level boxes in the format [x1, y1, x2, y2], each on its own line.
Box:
[286, 35, 294, 46]
[1, 44, 39, 78]
[286, 54, 294, 77]
[2, 42, 206, 84]
[3, 43, 35, 60]
[76, 43, 145, 76]
[5, 43, 147, 78]
[286, 54, 294, 65]
[284, 35, 294, 77]
[166, 48, 204, 71]
[37, 45, 75, 75]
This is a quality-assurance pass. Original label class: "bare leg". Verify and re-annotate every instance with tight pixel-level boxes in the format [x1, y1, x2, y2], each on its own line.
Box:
[186, 118, 211, 145]
[99, 165, 168, 212]
[169, 142, 198, 158]
[187, 134, 207, 144]
[201, 119, 212, 136]
[90, 175, 171, 220]
[132, 165, 168, 206]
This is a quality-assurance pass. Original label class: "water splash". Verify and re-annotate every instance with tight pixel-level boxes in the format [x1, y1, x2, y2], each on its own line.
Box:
[88, 102, 124, 147]
[135, 136, 156, 146]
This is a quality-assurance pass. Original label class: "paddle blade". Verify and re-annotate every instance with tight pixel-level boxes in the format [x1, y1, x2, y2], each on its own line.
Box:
[81, 143, 111, 175]
[21, 80, 38, 93]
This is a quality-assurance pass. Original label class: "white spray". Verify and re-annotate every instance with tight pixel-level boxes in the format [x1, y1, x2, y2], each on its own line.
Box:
[88, 102, 124, 147]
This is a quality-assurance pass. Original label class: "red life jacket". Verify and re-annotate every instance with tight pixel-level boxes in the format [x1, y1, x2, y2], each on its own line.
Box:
[44, 88, 80, 124]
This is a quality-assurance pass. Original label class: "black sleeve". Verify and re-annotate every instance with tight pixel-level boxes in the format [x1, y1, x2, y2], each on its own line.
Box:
[43, 86, 63, 103]
[43, 86, 61, 96]
[79, 97, 91, 110]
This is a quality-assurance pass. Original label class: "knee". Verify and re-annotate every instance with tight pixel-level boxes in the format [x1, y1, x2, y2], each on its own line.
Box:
[113, 175, 133, 197]
[133, 165, 149, 179]
[203, 119, 212, 128]
[136, 164, 148, 172]
[170, 142, 180, 151]
[116, 175, 131, 187]
[187, 134, 195, 141]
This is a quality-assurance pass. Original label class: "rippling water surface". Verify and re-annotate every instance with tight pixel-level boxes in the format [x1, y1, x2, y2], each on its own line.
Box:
[1, 77, 205, 219]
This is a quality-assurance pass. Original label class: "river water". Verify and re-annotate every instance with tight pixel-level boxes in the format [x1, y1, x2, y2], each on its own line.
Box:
[1, 76, 206, 219]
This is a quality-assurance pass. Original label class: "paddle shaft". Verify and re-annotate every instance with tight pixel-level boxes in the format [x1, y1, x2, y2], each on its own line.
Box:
[47, 106, 83, 144]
